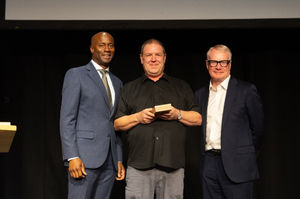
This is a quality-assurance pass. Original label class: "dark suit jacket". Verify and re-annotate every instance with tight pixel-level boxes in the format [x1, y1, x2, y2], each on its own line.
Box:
[60, 61, 123, 169]
[195, 76, 264, 183]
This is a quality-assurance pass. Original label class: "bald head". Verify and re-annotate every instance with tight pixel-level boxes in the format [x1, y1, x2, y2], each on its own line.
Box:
[91, 32, 114, 46]
[90, 32, 115, 68]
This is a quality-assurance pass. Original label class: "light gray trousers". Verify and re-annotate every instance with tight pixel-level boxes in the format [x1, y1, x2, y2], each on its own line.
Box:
[125, 166, 184, 199]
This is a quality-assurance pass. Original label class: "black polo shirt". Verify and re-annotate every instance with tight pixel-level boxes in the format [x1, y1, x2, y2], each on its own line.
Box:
[115, 74, 200, 170]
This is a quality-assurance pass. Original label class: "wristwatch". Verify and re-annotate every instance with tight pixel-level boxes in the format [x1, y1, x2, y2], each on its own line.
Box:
[177, 110, 182, 120]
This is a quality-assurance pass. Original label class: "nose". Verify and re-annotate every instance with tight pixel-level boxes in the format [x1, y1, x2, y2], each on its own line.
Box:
[150, 55, 156, 61]
[215, 63, 222, 69]
[104, 45, 111, 51]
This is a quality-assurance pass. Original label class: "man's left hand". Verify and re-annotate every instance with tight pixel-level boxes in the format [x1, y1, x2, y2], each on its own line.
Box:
[157, 106, 180, 121]
[115, 161, 125, 180]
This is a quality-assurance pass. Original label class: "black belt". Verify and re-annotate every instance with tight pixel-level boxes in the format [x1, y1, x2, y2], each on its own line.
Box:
[206, 149, 221, 156]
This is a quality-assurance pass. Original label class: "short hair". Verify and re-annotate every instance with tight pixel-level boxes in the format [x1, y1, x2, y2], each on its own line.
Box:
[140, 39, 166, 55]
[207, 44, 232, 60]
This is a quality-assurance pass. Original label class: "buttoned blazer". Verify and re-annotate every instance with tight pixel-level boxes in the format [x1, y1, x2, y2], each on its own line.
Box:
[195, 76, 264, 183]
[60, 62, 123, 169]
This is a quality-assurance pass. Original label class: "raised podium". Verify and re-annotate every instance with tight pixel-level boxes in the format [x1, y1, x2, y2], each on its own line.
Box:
[0, 122, 17, 153]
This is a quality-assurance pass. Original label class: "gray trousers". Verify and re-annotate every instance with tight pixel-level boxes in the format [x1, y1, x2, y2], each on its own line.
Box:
[125, 166, 184, 199]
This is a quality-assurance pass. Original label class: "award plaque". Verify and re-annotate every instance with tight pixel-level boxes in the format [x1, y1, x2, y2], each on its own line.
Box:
[152, 103, 172, 115]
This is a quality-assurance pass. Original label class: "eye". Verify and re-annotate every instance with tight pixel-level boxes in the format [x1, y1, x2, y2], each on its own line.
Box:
[144, 53, 152, 58]
[208, 60, 217, 66]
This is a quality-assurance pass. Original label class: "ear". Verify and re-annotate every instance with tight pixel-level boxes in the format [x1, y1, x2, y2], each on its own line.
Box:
[205, 60, 209, 70]
[140, 54, 144, 64]
[90, 46, 94, 54]
[228, 60, 232, 71]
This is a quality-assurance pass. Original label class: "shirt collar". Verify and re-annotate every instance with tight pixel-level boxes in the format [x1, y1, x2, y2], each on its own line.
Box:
[209, 75, 231, 91]
[91, 60, 110, 72]
[141, 73, 169, 82]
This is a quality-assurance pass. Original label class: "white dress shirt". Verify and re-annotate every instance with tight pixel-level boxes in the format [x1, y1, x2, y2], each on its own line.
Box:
[205, 75, 230, 151]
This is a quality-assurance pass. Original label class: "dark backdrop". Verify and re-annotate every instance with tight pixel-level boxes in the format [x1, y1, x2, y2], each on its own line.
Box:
[0, 22, 300, 199]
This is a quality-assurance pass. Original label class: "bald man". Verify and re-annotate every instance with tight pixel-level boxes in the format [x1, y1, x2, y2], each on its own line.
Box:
[60, 32, 125, 199]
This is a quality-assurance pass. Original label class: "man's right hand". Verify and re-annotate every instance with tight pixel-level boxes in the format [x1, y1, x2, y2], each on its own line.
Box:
[68, 158, 87, 179]
[114, 107, 156, 131]
[136, 108, 156, 124]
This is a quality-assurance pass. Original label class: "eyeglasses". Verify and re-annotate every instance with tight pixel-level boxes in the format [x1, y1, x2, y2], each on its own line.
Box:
[207, 60, 231, 68]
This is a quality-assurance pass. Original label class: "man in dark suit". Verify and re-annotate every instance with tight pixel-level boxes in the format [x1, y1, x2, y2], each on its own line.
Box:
[60, 32, 125, 199]
[195, 44, 264, 199]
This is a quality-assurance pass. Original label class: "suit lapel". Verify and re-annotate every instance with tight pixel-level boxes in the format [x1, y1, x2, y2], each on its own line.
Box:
[202, 85, 209, 139]
[221, 77, 237, 129]
[86, 63, 111, 109]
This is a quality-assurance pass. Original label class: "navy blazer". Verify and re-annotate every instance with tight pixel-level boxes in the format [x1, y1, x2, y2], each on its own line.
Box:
[60, 62, 123, 169]
[195, 76, 264, 183]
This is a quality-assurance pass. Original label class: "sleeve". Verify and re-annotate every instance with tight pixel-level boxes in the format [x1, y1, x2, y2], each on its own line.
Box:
[114, 79, 124, 162]
[59, 69, 81, 161]
[114, 86, 130, 120]
[116, 132, 123, 162]
[246, 84, 264, 152]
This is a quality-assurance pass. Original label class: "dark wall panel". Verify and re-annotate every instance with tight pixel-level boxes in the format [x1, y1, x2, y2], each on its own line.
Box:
[0, 28, 299, 199]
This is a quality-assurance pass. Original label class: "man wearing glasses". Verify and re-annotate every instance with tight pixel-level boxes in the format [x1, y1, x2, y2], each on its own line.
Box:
[195, 44, 264, 199]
